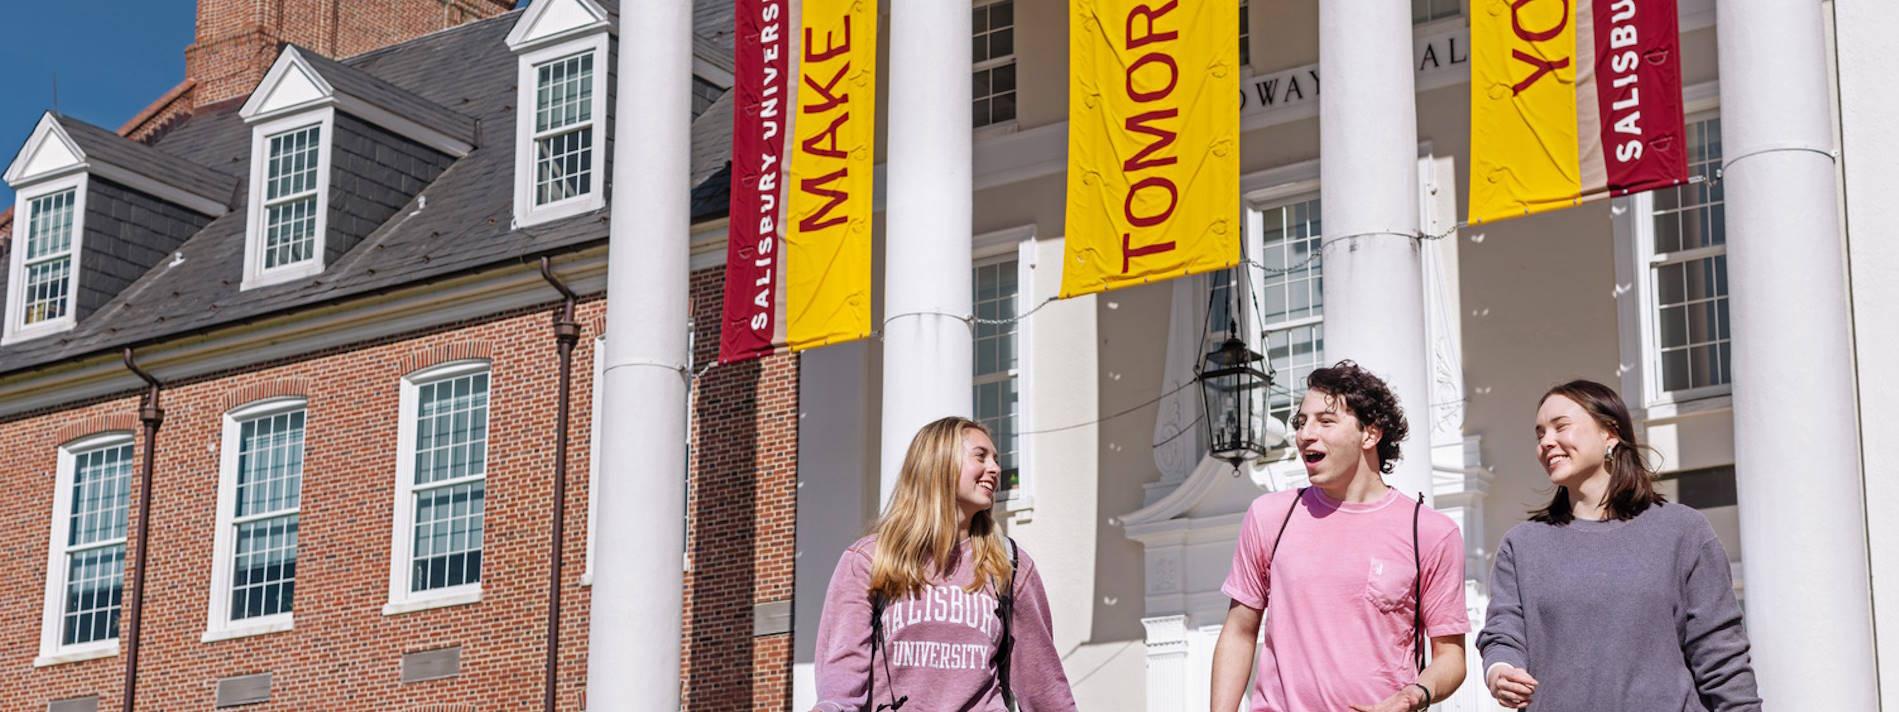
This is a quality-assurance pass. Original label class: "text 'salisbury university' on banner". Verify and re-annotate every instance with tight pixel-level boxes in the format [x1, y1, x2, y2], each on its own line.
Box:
[1062, 0, 1240, 298]
[720, 0, 876, 363]
[1469, 0, 1687, 224]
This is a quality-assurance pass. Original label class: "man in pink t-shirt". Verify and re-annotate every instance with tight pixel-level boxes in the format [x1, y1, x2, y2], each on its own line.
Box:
[1211, 361, 1469, 712]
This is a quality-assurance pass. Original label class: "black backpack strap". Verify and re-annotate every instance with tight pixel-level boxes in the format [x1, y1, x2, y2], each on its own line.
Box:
[1412, 492, 1427, 674]
[1265, 488, 1306, 572]
[994, 537, 1020, 709]
[868, 591, 887, 711]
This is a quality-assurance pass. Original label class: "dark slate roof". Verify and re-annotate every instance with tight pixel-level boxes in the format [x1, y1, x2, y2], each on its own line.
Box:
[693, 0, 735, 64]
[291, 47, 479, 148]
[55, 113, 241, 210]
[690, 89, 734, 186]
[0, 5, 735, 377]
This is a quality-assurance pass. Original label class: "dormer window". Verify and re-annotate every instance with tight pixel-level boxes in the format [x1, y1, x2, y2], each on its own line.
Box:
[19, 188, 80, 328]
[3, 112, 235, 345]
[507, 0, 611, 228]
[532, 52, 598, 207]
[260, 123, 326, 274]
[238, 46, 473, 291]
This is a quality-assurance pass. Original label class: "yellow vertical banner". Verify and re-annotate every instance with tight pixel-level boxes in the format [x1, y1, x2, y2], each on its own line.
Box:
[1469, 0, 1581, 222]
[1062, 0, 1240, 298]
[786, 0, 876, 349]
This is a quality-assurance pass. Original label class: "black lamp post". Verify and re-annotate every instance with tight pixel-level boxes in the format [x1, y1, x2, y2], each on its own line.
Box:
[1199, 323, 1272, 469]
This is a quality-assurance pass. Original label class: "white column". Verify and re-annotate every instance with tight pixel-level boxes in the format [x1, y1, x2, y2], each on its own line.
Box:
[1317, 0, 1433, 500]
[1718, 1, 1876, 707]
[880, 0, 974, 501]
[1835, 2, 1899, 705]
[588, 0, 692, 707]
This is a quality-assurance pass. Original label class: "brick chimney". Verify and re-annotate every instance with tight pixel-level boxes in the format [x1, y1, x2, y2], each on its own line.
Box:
[184, 0, 518, 108]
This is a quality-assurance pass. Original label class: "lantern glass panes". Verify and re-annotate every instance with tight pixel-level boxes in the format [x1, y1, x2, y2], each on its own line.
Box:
[1200, 331, 1270, 466]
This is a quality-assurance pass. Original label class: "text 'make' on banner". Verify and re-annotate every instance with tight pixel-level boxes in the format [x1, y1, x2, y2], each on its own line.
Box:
[785, 0, 876, 350]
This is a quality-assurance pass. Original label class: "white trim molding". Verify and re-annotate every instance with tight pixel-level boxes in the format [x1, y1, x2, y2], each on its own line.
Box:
[504, 0, 611, 53]
[4, 171, 89, 346]
[510, 29, 612, 229]
[384, 359, 492, 615]
[584, 332, 605, 586]
[203, 397, 307, 643]
[37, 431, 136, 667]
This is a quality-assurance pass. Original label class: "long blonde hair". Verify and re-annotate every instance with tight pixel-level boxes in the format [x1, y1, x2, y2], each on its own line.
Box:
[868, 416, 1013, 600]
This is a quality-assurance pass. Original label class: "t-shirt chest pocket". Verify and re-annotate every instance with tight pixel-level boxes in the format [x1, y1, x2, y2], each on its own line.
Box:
[1364, 556, 1416, 613]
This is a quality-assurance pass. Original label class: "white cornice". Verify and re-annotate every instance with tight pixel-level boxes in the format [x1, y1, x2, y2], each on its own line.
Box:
[505, 0, 611, 53]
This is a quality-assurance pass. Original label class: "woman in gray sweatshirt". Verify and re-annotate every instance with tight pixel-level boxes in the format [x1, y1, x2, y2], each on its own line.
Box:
[1477, 380, 1761, 711]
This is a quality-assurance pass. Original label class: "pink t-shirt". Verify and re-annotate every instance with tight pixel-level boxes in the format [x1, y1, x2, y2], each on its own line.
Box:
[1221, 487, 1469, 712]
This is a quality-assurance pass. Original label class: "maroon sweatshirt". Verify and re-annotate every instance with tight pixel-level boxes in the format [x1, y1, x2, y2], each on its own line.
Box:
[811, 535, 1078, 711]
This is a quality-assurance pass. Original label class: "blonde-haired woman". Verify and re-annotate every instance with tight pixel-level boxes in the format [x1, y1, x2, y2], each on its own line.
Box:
[811, 416, 1076, 711]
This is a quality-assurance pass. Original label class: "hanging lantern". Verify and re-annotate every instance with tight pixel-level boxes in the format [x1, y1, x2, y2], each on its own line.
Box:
[1198, 324, 1271, 468]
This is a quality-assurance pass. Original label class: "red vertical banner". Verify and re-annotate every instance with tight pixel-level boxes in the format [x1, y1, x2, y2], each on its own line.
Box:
[1593, 0, 1686, 196]
[720, 0, 790, 363]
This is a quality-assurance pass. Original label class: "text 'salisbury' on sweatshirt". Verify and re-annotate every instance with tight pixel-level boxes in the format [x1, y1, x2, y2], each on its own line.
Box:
[1477, 502, 1763, 711]
[811, 535, 1078, 712]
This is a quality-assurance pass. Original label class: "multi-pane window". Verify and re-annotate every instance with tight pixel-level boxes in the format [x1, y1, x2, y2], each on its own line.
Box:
[407, 368, 489, 593]
[973, 0, 1017, 129]
[972, 258, 1020, 491]
[229, 409, 303, 621]
[57, 442, 133, 648]
[262, 125, 322, 270]
[1412, 0, 1461, 23]
[534, 52, 597, 206]
[691, 77, 723, 120]
[1649, 117, 1729, 395]
[21, 189, 77, 326]
[1256, 198, 1324, 425]
[1239, 0, 1251, 68]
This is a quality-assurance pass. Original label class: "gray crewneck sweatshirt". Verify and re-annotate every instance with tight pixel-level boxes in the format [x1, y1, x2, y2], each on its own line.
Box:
[1478, 502, 1762, 711]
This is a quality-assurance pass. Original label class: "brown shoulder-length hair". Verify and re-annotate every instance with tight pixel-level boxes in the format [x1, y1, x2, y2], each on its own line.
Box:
[1529, 380, 1668, 525]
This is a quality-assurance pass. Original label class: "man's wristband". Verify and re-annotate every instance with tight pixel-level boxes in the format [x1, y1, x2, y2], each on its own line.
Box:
[1408, 681, 1434, 710]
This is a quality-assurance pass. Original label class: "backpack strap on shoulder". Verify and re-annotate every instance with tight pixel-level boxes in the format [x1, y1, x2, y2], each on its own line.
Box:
[1266, 488, 1306, 570]
[994, 537, 1020, 710]
[1412, 491, 1427, 674]
[869, 590, 887, 710]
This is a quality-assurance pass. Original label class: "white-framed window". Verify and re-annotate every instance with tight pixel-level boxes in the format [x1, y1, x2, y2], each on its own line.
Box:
[973, 0, 1017, 130]
[37, 432, 135, 666]
[1647, 116, 1729, 398]
[973, 255, 1021, 494]
[511, 30, 610, 228]
[242, 110, 335, 290]
[1413, 0, 1462, 23]
[1251, 197, 1324, 426]
[204, 398, 305, 641]
[1621, 113, 1730, 407]
[1239, 0, 1251, 69]
[4, 174, 88, 345]
[385, 360, 491, 614]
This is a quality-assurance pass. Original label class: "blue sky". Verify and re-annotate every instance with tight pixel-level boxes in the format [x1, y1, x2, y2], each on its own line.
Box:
[0, 1, 197, 210]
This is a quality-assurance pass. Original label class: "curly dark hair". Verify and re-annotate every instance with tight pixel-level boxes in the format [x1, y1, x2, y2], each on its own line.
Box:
[1301, 360, 1409, 474]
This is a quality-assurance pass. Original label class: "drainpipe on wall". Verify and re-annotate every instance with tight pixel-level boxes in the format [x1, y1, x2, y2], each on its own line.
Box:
[538, 257, 581, 712]
[119, 348, 164, 712]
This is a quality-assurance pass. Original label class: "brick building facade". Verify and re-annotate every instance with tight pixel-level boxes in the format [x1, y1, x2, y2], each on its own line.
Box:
[0, 0, 791, 709]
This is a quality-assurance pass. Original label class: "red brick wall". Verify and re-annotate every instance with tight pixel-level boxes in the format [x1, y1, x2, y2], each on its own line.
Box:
[680, 269, 799, 711]
[185, 0, 516, 107]
[0, 300, 602, 709]
[0, 266, 804, 710]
